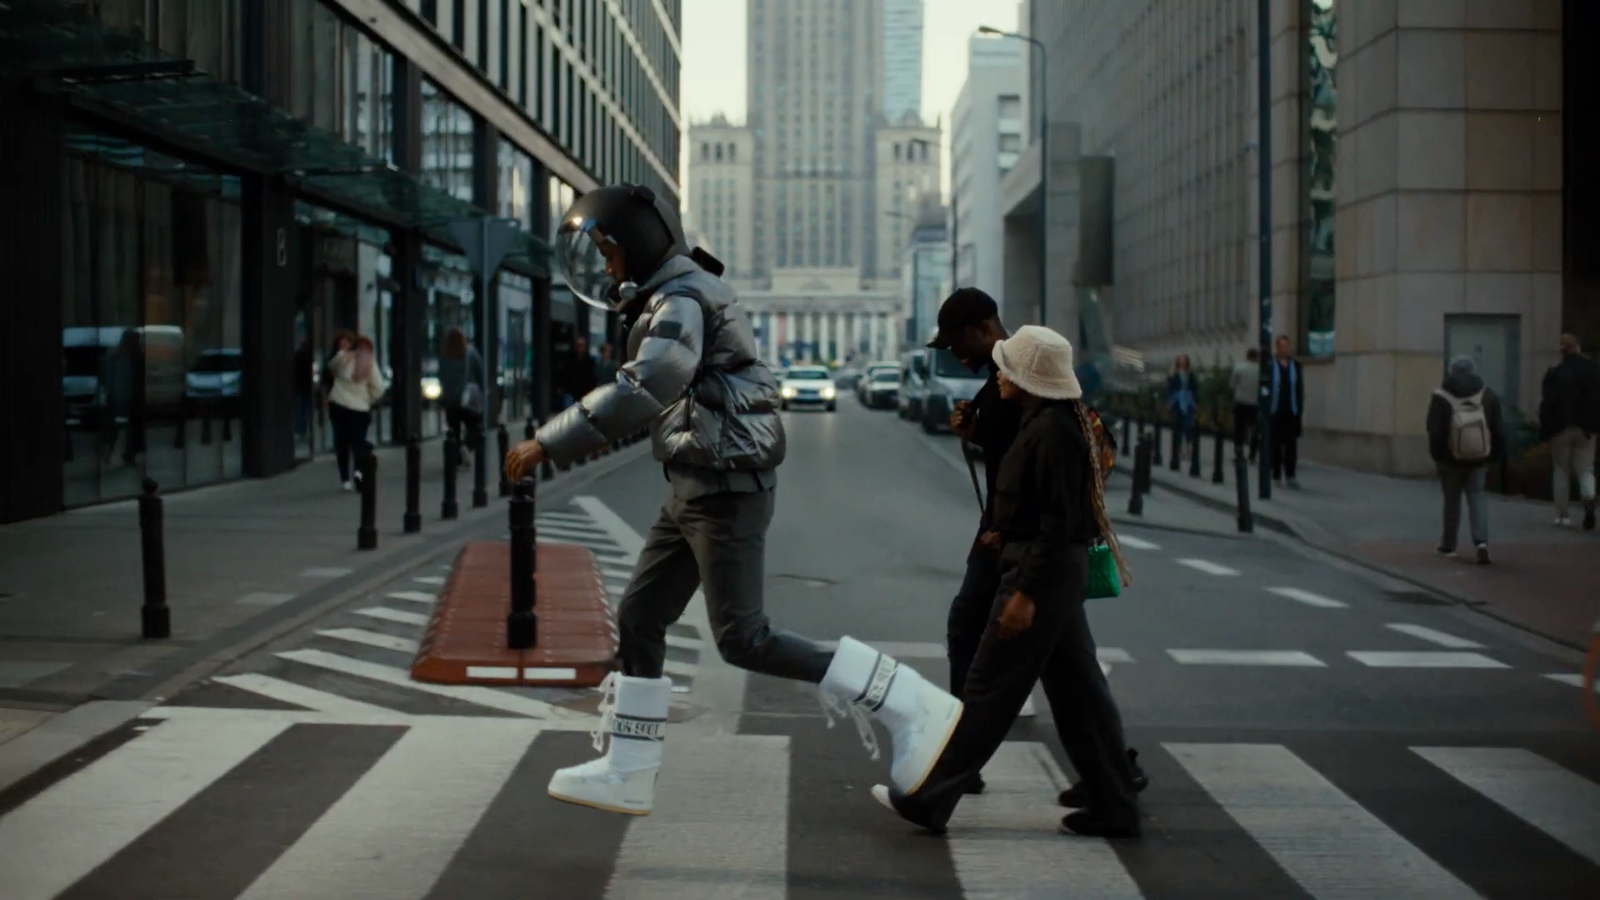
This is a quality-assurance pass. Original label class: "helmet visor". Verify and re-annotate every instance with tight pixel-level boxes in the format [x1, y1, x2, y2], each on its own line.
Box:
[555, 219, 620, 312]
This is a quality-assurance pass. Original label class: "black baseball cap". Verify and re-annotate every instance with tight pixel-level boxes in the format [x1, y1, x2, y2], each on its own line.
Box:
[926, 288, 999, 349]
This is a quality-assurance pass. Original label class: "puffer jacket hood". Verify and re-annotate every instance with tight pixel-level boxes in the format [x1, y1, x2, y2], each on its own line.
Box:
[1441, 368, 1485, 399]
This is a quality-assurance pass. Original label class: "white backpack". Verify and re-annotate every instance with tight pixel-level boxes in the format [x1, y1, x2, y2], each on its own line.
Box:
[1435, 389, 1491, 461]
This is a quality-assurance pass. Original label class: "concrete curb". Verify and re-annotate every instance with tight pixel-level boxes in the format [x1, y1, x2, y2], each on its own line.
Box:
[1115, 459, 1591, 653]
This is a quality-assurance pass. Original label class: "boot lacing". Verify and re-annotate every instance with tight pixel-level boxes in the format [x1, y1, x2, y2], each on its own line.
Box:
[590, 671, 618, 754]
[818, 688, 881, 761]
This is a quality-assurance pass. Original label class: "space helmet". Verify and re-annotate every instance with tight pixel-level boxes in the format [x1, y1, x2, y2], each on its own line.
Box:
[554, 183, 690, 312]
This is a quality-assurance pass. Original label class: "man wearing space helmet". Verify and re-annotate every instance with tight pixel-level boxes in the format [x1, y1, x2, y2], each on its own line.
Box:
[504, 183, 964, 816]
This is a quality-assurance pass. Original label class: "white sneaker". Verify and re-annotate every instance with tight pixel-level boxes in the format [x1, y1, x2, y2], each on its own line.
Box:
[819, 636, 964, 795]
[1018, 695, 1037, 718]
[1556, 517, 1572, 527]
[341, 481, 354, 492]
[547, 672, 671, 815]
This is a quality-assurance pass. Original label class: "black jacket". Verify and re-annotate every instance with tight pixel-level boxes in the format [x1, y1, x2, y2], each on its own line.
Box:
[1427, 369, 1505, 465]
[1539, 353, 1600, 440]
[991, 401, 1099, 601]
[965, 362, 1024, 530]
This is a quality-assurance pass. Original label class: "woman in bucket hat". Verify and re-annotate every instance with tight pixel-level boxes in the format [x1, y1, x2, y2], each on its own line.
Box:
[872, 325, 1144, 838]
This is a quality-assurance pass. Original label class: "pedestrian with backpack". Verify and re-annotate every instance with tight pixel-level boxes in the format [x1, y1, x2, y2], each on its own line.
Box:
[1427, 356, 1505, 564]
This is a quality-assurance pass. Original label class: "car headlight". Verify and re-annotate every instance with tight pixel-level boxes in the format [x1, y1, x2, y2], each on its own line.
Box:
[781, 386, 797, 399]
[821, 386, 836, 400]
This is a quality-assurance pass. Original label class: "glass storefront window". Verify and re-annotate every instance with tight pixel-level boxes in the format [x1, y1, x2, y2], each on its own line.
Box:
[500, 271, 534, 421]
[499, 139, 536, 231]
[1304, 0, 1337, 358]
[342, 25, 397, 164]
[422, 79, 476, 204]
[60, 140, 243, 508]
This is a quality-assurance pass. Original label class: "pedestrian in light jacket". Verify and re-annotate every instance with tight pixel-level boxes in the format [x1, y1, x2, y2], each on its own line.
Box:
[1427, 356, 1504, 564]
[326, 334, 387, 491]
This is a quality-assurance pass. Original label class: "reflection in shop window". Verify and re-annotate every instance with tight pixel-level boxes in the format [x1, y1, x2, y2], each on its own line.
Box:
[1304, 0, 1337, 358]
[421, 79, 476, 203]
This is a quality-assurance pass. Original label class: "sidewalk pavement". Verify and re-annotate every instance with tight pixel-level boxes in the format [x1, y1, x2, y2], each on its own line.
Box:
[0, 435, 650, 744]
[1115, 430, 1600, 650]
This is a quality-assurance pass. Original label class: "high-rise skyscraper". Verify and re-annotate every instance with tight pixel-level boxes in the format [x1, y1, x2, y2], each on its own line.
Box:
[882, 0, 924, 124]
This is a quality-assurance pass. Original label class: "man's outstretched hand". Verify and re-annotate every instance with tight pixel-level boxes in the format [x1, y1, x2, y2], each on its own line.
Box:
[505, 440, 546, 483]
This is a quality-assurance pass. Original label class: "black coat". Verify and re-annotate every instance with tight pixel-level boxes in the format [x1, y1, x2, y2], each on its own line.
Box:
[1539, 353, 1600, 440]
[1427, 370, 1505, 465]
[992, 401, 1099, 605]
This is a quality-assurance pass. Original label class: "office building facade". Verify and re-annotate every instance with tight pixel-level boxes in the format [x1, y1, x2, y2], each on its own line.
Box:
[1, 0, 681, 522]
[950, 35, 1025, 306]
[882, 0, 924, 125]
[1000, 0, 1596, 476]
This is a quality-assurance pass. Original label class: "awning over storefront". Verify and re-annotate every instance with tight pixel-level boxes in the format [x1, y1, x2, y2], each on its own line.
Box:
[1, 0, 551, 274]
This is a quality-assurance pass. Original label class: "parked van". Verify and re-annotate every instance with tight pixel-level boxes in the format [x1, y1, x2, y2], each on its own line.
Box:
[62, 325, 187, 426]
[896, 349, 929, 421]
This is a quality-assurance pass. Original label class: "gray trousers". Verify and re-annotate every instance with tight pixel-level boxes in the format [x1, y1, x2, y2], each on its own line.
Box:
[617, 487, 834, 683]
[1438, 463, 1488, 548]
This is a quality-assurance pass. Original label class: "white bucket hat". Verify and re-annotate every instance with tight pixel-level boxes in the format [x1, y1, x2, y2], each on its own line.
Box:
[992, 325, 1083, 400]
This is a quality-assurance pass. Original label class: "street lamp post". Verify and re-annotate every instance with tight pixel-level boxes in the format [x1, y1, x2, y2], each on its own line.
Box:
[979, 25, 1047, 328]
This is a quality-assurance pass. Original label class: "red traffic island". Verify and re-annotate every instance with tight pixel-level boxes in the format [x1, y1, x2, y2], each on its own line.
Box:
[410, 541, 617, 688]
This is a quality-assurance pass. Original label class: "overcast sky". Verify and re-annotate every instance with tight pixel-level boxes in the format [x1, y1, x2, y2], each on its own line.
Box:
[676, 0, 1021, 200]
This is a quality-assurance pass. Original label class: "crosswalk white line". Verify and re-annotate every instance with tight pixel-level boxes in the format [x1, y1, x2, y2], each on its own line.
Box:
[211, 673, 399, 716]
[386, 590, 438, 605]
[275, 649, 592, 723]
[537, 522, 614, 540]
[413, 575, 446, 585]
[663, 658, 696, 679]
[1265, 586, 1348, 608]
[1167, 649, 1325, 667]
[1098, 648, 1135, 664]
[537, 511, 598, 527]
[665, 633, 703, 652]
[1347, 651, 1507, 669]
[355, 607, 431, 627]
[950, 741, 1144, 898]
[1415, 746, 1600, 868]
[315, 627, 420, 654]
[1385, 624, 1484, 649]
[607, 734, 789, 899]
[1115, 533, 1161, 550]
[1176, 558, 1240, 576]
[236, 719, 540, 900]
[0, 716, 290, 900]
[1168, 743, 1482, 899]
[1543, 673, 1600, 692]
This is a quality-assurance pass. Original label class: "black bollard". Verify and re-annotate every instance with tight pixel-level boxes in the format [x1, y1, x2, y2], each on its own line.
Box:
[524, 416, 536, 441]
[138, 479, 170, 639]
[1189, 425, 1202, 478]
[1212, 420, 1226, 485]
[1234, 450, 1254, 533]
[506, 477, 539, 649]
[1127, 435, 1148, 516]
[472, 426, 489, 508]
[357, 448, 378, 550]
[497, 423, 511, 498]
[403, 435, 421, 534]
[442, 432, 460, 520]
[1151, 419, 1163, 467]
[1120, 411, 1131, 457]
[1170, 425, 1182, 472]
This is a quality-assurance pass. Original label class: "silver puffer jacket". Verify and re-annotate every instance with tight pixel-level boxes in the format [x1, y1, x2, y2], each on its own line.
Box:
[535, 254, 787, 472]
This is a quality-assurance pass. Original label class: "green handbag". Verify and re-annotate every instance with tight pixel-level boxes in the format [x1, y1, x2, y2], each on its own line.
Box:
[1086, 542, 1121, 599]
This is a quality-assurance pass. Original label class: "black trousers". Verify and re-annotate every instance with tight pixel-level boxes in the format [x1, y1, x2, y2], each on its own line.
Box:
[946, 541, 1002, 700]
[1269, 413, 1299, 479]
[328, 402, 371, 483]
[1232, 403, 1259, 460]
[617, 488, 834, 683]
[903, 547, 1139, 830]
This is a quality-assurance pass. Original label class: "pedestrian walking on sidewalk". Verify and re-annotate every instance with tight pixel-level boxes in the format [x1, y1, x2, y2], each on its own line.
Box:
[874, 325, 1144, 839]
[1267, 336, 1305, 487]
[1166, 354, 1200, 469]
[439, 327, 485, 468]
[1428, 356, 1504, 565]
[1230, 348, 1261, 461]
[503, 183, 963, 817]
[932, 289, 1146, 799]
[1539, 334, 1600, 530]
[325, 333, 387, 491]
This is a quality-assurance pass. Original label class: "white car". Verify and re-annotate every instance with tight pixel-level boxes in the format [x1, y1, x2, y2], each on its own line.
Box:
[778, 366, 837, 412]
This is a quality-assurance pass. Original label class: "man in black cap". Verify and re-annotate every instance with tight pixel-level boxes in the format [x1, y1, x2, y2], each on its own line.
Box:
[929, 288, 1147, 805]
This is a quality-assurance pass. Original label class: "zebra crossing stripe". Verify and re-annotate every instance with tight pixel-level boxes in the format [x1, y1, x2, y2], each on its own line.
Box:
[1385, 624, 1484, 649]
[385, 591, 438, 605]
[608, 733, 790, 899]
[315, 628, 420, 654]
[211, 673, 396, 717]
[355, 607, 431, 627]
[1265, 586, 1349, 608]
[951, 741, 1144, 898]
[235, 720, 539, 900]
[0, 716, 290, 900]
[1116, 533, 1161, 550]
[1414, 747, 1600, 868]
[1167, 743, 1482, 899]
[275, 649, 592, 723]
[535, 523, 614, 540]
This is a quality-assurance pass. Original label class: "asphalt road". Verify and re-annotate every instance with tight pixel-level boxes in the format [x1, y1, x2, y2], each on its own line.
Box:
[2, 398, 1597, 899]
